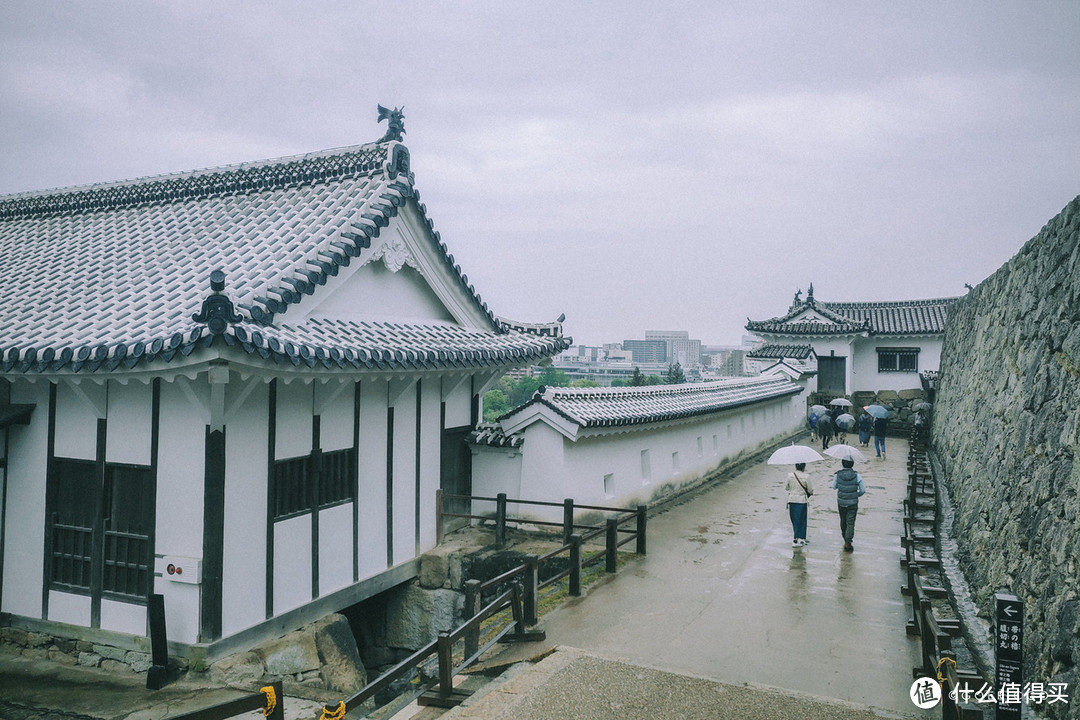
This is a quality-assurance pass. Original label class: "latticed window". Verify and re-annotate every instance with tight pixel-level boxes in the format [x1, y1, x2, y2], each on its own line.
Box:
[272, 448, 356, 520]
[49, 459, 154, 600]
[877, 347, 919, 373]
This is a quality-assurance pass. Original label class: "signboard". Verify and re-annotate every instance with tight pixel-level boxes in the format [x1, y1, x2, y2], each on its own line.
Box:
[995, 591, 1023, 720]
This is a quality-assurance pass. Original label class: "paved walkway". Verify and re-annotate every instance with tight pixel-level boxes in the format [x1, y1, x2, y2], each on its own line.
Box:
[452, 434, 924, 719]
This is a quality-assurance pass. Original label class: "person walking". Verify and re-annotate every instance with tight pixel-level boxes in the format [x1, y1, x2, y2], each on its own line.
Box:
[808, 411, 819, 441]
[873, 415, 888, 459]
[857, 411, 873, 447]
[831, 459, 866, 552]
[785, 462, 814, 547]
[818, 413, 834, 450]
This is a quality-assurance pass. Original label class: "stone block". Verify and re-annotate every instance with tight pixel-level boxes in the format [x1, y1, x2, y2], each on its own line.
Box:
[875, 390, 899, 403]
[2, 628, 28, 647]
[78, 652, 102, 667]
[54, 638, 77, 654]
[94, 644, 128, 662]
[49, 648, 77, 666]
[896, 388, 923, 400]
[256, 630, 320, 677]
[26, 632, 53, 648]
[386, 584, 462, 650]
[312, 613, 367, 694]
[419, 548, 450, 589]
[209, 651, 265, 688]
[101, 659, 130, 673]
[21, 647, 48, 661]
[76, 640, 95, 653]
[126, 651, 153, 673]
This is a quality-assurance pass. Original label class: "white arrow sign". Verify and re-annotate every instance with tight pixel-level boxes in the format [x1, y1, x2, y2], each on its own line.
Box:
[1003, 605, 1017, 618]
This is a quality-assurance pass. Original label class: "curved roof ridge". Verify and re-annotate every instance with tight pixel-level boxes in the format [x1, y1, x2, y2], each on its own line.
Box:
[822, 296, 958, 309]
[0, 141, 392, 219]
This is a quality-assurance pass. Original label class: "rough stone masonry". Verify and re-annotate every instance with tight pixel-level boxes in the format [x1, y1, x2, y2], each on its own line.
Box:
[932, 195, 1080, 718]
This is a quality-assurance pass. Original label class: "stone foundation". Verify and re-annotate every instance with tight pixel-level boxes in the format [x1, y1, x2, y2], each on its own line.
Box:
[0, 626, 174, 674]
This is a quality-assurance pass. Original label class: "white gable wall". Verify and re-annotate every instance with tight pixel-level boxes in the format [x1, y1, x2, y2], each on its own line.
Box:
[850, 336, 943, 393]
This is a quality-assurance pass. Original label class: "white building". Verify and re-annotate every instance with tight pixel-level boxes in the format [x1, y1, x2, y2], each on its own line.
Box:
[744, 285, 957, 397]
[468, 372, 810, 519]
[0, 116, 567, 659]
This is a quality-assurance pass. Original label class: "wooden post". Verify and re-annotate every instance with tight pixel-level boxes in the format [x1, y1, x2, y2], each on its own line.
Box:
[267, 680, 285, 720]
[636, 505, 647, 555]
[569, 534, 582, 597]
[495, 492, 507, 548]
[463, 579, 481, 659]
[437, 631, 453, 699]
[605, 517, 618, 573]
[435, 488, 444, 544]
[146, 593, 168, 690]
[511, 582, 525, 635]
[524, 554, 539, 626]
[562, 498, 574, 543]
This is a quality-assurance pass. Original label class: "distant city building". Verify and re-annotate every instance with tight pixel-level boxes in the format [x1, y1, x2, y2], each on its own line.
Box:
[644, 330, 701, 367]
[622, 339, 668, 364]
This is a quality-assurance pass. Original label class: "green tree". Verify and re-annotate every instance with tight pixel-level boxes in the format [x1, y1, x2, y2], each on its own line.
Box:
[538, 366, 571, 387]
[570, 379, 600, 388]
[646, 374, 663, 385]
[665, 362, 686, 384]
[482, 389, 510, 422]
[629, 367, 647, 386]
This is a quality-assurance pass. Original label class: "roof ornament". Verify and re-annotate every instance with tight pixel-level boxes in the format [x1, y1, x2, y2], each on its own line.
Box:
[192, 269, 243, 335]
[377, 105, 406, 142]
[793, 288, 803, 304]
[806, 282, 815, 306]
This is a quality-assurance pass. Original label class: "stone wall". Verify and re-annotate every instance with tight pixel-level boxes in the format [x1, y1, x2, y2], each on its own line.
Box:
[931, 195, 1080, 715]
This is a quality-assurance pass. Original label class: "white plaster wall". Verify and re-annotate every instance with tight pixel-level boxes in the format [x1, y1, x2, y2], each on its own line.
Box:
[273, 514, 311, 614]
[155, 380, 207, 643]
[442, 378, 472, 429]
[470, 446, 523, 518]
[2, 380, 49, 619]
[100, 597, 146, 636]
[358, 379, 389, 579]
[506, 394, 806, 522]
[418, 378, 442, 552]
[317, 381, 355, 452]
[54, 381, 103, 460]
[318, 503, 353, 595]
[105, 381, 152, 466]
[47, 590, 90, 627]
[850, 337, 942, 393]
[390, 381, 418, 565]
[222, 379, 269, 638]
[276, 381, 313, 459]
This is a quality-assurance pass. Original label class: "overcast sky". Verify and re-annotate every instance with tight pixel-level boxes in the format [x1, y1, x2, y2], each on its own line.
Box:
[2, 2, 1078, 346]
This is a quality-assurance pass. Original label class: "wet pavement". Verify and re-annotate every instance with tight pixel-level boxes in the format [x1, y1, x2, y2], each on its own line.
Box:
[469, 434, 925, 718]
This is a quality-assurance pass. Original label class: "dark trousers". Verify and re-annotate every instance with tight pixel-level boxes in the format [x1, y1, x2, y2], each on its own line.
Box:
[788, 502, 808, 540]
[821, 435, 832, 449]
[838, 504, 858, 543]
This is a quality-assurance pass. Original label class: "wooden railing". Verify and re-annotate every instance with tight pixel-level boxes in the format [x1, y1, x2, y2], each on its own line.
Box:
[901, 430, 984, 720]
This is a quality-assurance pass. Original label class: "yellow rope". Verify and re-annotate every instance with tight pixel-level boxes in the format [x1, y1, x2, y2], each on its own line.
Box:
[319, 701, 346, 720]
[259, 686, 277, 718]
[936, 656, 957, 685]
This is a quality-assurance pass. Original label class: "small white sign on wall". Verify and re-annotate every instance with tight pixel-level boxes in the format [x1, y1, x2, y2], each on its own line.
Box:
[162, 556, 202, 584]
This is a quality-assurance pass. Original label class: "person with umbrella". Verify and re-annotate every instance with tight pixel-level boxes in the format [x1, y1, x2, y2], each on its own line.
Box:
[865, 405, 890, 458]
[830, 454, 866, 552]
[817, 412, 834, 450]
[834, 413, 855, 445]
[767, 444, 822, 548]
[857, 409, 873, 447]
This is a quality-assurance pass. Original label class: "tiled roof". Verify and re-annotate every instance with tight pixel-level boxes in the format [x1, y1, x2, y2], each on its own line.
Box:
[746, 343, 814, 360]
[0, 140, 568, 374]
[746, 297, 957, 337]
[467, 423, 524, 449]
[500, 376, 802, 430]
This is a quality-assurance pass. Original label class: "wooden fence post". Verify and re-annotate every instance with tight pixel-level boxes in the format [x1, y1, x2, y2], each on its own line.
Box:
[511, 582, 525, 635]
[636, 505, 647, 555]
[267, 679, 285, 720]
[569, 534, 582, 596]
[563, 498, 574, 543]
[605, 517, 618, 572]
[463, 579, 481, 659]
[495, 492, 507, 548]
[524, 554, 539, 626]
[437, 631, 453, 699]
[436, 488, 444, 544]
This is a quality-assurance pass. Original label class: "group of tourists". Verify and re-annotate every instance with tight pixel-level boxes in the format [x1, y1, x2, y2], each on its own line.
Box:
[784, 458, 865, 552]
[809, 405, 888, 458]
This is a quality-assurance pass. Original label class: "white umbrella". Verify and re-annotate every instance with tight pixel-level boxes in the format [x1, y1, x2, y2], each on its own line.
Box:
[824, 444, 868, 462]
[913, 402, 933, 412]
[809, 404, 827, 415]
[866, 404, 890, 419]
[767, 444, 824, 465]
[835, 413, 855, 430]
[829, 398, 853, 407]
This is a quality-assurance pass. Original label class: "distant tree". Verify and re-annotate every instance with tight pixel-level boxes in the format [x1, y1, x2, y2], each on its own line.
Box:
[570, 379, 600, 388]
[610, 378, 629, 387]
[665, 362, 686, 384]
[629, 367, 647, 386]
[646, 375, 663, 385]
[482, 389, 510, 422]
[538, 366, 571, 387]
